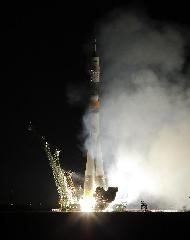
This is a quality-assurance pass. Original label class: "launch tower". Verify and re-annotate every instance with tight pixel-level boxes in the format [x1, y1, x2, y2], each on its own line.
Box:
[84, 39, 106, 196]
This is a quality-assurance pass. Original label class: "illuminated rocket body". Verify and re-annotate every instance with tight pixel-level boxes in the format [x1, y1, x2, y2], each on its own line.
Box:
[84, 40, 106, 196]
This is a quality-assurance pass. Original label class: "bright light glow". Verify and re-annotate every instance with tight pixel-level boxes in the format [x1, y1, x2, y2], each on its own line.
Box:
[79, 196, 96, 212]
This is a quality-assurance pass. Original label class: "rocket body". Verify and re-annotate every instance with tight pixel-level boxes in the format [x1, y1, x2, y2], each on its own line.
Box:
[84, 40, 106, 196]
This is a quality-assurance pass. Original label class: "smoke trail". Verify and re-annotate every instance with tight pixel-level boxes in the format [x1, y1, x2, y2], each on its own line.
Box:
[84, 10, 190, 209]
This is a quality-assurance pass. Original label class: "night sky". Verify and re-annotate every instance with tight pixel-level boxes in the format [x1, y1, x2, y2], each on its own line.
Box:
[1, 0, 190, 207]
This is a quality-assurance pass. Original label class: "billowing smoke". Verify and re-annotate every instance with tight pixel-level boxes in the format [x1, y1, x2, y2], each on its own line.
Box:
[84, 10, 190, 209]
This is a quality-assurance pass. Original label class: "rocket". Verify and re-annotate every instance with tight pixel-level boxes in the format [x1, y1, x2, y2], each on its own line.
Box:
[84, 39, 106, 196]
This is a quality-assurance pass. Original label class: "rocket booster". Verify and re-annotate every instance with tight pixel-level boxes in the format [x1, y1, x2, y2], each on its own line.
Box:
[84, 39, 106, 196]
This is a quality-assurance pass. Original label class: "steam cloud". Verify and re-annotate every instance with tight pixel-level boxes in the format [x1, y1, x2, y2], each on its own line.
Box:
[84, 10, 190, 209]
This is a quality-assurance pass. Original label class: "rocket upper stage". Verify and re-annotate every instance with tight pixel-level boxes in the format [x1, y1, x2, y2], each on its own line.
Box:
[84, 39, 106, 197]
[90, 39, 100, 83]
[89, 39, 101, 111]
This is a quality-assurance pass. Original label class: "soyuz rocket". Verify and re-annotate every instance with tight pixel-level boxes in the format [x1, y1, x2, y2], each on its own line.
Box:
[83, 39, 106, 196]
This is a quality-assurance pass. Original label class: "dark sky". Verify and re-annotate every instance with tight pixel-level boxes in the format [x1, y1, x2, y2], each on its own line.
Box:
[1, 0, 190, 207]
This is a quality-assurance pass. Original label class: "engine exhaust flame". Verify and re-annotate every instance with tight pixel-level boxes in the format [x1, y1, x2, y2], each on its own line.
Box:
[79, 196, 96, 212]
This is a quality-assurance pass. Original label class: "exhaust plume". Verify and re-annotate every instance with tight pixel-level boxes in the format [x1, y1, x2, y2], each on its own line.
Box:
[84, 10, 190, 209]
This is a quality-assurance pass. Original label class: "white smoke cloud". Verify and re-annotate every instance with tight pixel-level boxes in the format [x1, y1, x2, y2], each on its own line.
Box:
[84, 10, 190, 209]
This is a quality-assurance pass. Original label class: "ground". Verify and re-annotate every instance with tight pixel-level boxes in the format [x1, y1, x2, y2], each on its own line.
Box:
[1, 211, 189, 239]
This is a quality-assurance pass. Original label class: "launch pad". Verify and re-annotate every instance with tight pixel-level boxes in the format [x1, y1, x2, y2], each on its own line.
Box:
[28, 122, 119, 212]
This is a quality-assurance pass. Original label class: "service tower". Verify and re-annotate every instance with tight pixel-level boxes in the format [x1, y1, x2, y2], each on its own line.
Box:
[84, 39, 106, 196]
